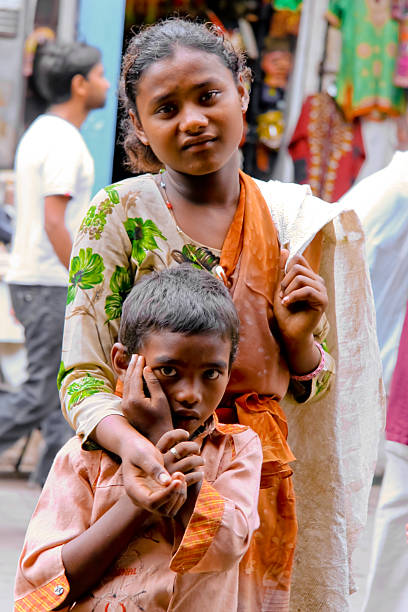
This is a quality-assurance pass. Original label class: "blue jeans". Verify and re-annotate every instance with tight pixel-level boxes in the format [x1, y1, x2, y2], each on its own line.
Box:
[0, 284, 72, 485]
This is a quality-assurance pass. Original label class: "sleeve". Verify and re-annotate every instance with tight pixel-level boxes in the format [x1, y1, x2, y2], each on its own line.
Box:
[59, 185, 136, 442]
[14, 439, 99, 611]
[170, 430, 262, 574]
[42, 131, 85, 199]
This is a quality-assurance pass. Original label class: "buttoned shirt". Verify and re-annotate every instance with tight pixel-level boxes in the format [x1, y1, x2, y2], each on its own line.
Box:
[15, 421, 261, 611]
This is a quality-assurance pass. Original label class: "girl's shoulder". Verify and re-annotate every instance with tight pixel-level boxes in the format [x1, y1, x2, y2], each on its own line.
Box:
[92, 173, 158, 205]
[253, 177, 350, 256]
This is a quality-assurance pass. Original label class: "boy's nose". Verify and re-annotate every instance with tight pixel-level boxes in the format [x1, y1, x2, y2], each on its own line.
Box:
[174, 382, 202, 406]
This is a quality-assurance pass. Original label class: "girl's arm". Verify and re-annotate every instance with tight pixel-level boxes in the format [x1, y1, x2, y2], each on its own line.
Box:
[59, 182, 171, 490]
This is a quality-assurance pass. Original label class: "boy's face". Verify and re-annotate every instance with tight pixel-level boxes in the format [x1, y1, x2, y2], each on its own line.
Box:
[139, 330, 231, 434]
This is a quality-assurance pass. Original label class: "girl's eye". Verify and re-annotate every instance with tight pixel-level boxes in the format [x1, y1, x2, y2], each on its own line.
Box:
[156, 104, 176, 115]
[201, 90, 219, 103]
[205, 369, 220, 380]
[159, 366, 177, 377]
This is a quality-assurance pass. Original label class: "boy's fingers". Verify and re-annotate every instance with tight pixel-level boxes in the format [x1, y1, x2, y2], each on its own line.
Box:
[185, 470, 204, 487]
[156, 429, 190, 453]
[166, 440, 201, 459]
[169, 455, 204, 474]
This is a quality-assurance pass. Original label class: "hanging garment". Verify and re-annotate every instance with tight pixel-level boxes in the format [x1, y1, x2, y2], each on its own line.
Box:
[327, 0, 405, 120]
[392, 1, 408, 86]
[288, 92, 366, 202]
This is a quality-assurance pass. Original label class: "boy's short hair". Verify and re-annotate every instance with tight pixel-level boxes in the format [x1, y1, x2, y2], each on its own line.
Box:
[32, 41, 101, 104]
[118, 265, 240, 366]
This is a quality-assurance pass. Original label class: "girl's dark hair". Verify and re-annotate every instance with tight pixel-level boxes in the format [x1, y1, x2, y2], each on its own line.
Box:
[32, 41, 101, 104]
[118, 264, 240, 368]
[119, 17, 251, 173]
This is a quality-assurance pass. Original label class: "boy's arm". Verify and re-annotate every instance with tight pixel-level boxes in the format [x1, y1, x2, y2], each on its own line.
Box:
[170, 428, 262, 575]
[15, 438, 186, 611]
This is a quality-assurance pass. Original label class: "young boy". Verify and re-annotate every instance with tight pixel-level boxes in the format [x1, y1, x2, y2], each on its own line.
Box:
[14, 266, 262, 611]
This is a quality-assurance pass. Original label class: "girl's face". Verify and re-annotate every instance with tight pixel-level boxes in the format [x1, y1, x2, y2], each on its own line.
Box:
[130, 46, 249, 176]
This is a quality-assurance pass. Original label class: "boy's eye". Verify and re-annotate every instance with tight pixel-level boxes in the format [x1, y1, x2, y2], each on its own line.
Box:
[159, 366, 177, 377]
[205, 369, 220, 380]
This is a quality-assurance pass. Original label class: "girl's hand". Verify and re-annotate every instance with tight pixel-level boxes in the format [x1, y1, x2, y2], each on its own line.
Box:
[274, 249, 328, 344]
[121, 354, 173, 444]
[273, 249, 328, 375]
[157, 429, 205, 487]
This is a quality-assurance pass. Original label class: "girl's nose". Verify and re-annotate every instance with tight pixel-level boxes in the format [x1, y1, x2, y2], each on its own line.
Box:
[179, 105, 208, 133]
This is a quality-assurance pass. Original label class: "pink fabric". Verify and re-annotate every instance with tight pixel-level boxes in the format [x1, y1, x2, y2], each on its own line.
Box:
[15, 425, 262, 611]
[386, 300, 408, 445]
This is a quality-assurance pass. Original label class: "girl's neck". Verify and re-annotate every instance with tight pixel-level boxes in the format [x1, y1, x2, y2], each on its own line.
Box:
[164, 153, 241, 209]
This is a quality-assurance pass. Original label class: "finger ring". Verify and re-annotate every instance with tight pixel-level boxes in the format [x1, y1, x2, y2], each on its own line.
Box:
[170, 447, 181, 460]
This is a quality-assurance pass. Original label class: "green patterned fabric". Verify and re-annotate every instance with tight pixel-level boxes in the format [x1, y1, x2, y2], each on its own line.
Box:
[327, 0, 405, 120]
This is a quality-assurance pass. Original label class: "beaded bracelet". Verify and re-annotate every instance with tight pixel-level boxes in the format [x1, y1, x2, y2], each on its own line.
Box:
[290, 341, 325, 381]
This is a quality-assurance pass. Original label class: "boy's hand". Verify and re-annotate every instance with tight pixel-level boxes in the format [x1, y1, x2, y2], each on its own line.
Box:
[121, 354, 173, 443]
[123, 463, 187, 518]
[157, 429, 205, 487]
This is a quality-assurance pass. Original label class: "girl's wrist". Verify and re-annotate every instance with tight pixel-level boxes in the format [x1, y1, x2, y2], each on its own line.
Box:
[282, 334, 321, 375]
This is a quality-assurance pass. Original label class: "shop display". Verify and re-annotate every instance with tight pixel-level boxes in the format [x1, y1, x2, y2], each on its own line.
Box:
[392, 0, 408, 87]
[326, 0, 405, 120]
[288, 92, 365, 202]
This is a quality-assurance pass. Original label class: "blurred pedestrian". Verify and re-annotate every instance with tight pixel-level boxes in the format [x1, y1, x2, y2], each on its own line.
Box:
[341, 150, 408, 612]
[0, 40, 109, 486]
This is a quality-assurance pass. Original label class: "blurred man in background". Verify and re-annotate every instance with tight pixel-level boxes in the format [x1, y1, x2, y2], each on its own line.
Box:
[0, 40, 109, 485]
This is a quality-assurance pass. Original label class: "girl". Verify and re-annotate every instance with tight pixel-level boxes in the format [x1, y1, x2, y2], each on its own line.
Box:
[59, 18, 383, 611]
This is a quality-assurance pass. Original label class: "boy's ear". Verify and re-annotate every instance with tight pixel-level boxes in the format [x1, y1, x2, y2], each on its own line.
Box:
[111, 342, 130, 380]
[129, 109, 149, 146]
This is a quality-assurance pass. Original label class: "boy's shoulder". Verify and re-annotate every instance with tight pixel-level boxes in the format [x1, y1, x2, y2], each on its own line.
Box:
[215, 422, 249, 435]
[50, 435, 107, 483]
[212, 421, 261, 456]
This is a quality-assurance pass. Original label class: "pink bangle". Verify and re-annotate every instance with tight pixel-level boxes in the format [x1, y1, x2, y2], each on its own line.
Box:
[290, 342, 325, 381]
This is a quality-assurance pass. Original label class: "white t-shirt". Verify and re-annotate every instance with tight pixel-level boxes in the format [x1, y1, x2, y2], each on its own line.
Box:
[6, 114, 94, 286]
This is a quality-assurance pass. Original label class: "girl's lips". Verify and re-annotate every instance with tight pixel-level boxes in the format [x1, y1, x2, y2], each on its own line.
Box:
[182, 136, 217, 150]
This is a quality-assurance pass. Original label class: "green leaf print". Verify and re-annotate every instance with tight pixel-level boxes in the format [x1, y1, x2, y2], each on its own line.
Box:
[105, 265, 133, 321]
[67, 247, 105, 305]
[124, 217, 167, 266]
[66, 374, 108, 411]
[104, 183, 122, 204]
[57, 361, 74, 391]
[79, 192, 120, 240]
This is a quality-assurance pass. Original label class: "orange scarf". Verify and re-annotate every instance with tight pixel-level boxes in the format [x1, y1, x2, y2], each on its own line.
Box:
[219, 171, 296, 485]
